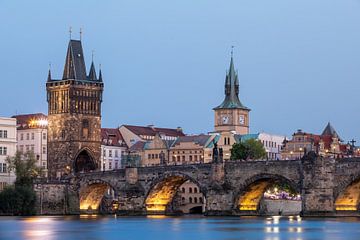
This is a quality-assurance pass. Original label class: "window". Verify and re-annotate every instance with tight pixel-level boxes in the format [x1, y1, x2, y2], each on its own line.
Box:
[189, 197, 192, 203]
[182, 197, 185, 203]
[155, 154, 158, 159]
[20, 133, 24, 140]
[194, 188, 198, 193]
[115, 161, 118, 169]
[189, 155, 193, 161]
[189, 187, 192, 193]
[31, 133, 35, 140]
[148, 154, 151, 159]
[194, 155, 198, 161]
[182, 187, 185, 193]
[26, 133, 30, 140]
[109, 150, 112, 157]
[43, 132, 46, 140]
[199, 197, 203, 204]
[115, 150, 118, 158]
[31, 145, 35, 152]
[2, 163, 6, 173]
[82, 119, 89, 138]
[0, 130, 7, 138]
[20, 145, 24, 152]
[182, 156, 185, 162]
[194, 197, 198, 204]
[172, 156, 176, 162]
[0, 147, 7, 155]
[177, 156, 180, 162]
[103, 149, 106, 157]
[108, 161, 112, 170]
[42, 146, 46, 154]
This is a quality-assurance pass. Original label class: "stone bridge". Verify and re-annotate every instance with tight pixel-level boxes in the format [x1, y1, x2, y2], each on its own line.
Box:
[34, 153, 360, 216]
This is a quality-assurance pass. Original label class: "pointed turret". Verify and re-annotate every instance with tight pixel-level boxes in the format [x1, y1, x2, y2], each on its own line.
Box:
[321, 122, 341, 139]
[47, 69, 52, 82]
[62, 40, 87, 80]
[88, 61, 97, 80]
[98, 67, 103, 82]
[214, 55, 249, 110]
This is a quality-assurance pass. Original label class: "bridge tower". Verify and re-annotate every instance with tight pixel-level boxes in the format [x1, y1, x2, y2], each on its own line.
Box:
[46, 38, 104, 179]
[213, 54, 250, 134]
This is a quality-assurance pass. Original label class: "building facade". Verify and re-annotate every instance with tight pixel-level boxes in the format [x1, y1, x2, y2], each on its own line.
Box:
[47, 39, 104, 178]
[13, 113, 48, 170]
[101, 128, 128, 171]
[213, 56, 250, 135]
[0, 117, 17, 189]
[282, 122, 350, 159]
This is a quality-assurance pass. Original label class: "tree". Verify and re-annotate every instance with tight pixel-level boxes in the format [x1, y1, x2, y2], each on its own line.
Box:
[230, 138, 267, 160]
[0, 151, 40, 215]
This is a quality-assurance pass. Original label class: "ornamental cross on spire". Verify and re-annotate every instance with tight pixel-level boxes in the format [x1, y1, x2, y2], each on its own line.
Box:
[231, 45, 235, 57]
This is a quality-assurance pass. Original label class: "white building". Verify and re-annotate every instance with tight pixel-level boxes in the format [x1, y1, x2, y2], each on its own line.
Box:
[101, 128, 128, 171]
[13, 113, 48, 171]
[0, 117, 17, 189]
[239, 132, 286, 160]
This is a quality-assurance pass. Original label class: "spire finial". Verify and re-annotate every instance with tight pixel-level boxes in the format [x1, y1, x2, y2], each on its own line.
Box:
[69, 26, 72, 39]
[49, 62, 52, 71]
[92, 50, 95, 62]
[231, 45, 235, 58]
[80, 28, 83, 41]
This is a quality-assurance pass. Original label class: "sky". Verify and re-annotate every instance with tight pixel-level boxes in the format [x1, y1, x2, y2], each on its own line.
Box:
[0, 0, 360, 142]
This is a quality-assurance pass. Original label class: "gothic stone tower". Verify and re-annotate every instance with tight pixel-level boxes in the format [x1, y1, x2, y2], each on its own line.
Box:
[46, 39, 104, 179]
[213, 56, 250, 134]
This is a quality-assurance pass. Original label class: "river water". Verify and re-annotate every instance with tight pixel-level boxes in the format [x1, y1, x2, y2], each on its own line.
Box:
[0, 215, 359, 240]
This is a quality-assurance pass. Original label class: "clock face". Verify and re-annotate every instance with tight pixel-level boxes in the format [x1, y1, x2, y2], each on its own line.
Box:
[222, 116, 229, 124]
[239, 115, 245, 125]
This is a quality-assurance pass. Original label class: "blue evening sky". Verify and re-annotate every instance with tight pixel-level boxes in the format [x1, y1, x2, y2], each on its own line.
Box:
[1, 1, 359, 142]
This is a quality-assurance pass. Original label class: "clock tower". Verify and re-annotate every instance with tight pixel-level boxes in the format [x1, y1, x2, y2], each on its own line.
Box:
[213, 55, 250, 134]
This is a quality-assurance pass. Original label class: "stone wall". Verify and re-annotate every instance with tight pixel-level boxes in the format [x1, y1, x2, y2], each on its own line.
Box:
[259, 199, 301, 215]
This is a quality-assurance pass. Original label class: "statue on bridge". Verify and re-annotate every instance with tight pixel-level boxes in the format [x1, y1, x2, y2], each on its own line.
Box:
[212, 140, 223, 163]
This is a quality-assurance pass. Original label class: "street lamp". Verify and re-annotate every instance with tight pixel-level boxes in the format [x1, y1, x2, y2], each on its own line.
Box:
[290, 151, 293, 160]
[299, 148, 303, 159]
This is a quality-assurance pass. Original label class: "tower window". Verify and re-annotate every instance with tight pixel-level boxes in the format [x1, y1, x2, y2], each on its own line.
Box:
[82, 119, 90, 138]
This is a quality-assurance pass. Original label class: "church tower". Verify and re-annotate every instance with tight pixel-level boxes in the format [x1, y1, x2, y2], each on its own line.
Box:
[46, 39, 104, 179]
[213, 55, 250, 134]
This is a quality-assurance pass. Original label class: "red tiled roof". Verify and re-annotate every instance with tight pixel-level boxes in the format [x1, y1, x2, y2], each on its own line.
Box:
[123, 125, 185, 138]
[12, 113, 47, 130]
[101, 128, 127, 147]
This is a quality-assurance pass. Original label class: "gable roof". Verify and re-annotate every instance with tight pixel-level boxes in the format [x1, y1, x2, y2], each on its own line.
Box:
[129, 141, 146, 152]
[172, 135, 213, 148]
[123, 125, 185, 138]
[101, 128, 127, 147]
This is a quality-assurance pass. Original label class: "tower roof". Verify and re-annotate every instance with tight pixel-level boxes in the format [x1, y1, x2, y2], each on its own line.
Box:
[214, 56, 249, 110]
[88, 61, 97, 80]
[321, 122, 341, 139]
[62, 40, 87, 80]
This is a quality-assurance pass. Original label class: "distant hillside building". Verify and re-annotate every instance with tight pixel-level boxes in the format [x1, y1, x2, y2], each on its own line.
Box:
[0, 117, 17, 189]
[282, 122, 350, 159]
[12, 113, 48, 170]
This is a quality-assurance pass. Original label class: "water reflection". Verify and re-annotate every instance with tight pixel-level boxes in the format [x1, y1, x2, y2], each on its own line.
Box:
[0, 215, 358, 240]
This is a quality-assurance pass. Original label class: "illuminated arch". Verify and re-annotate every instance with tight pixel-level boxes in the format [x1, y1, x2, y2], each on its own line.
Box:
[335, 176, 360, 211]
[74, 148, 97, 173]
[144, 172, 206, 213]
[235, 174, 300, 212]
[79, 180, 115, 213]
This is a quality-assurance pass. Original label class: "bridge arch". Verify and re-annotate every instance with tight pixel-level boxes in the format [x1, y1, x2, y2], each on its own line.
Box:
[234, 173, 301, 213]
[79, 179, 116, 213]
[335, 173, 360, 211]
[144, 172, 206, 214]
[74, 148, 97, 173]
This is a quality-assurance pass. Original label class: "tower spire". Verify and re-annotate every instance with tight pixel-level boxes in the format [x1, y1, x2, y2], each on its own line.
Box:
[47, 62, 52, 82]
[98, 64, 103, 82]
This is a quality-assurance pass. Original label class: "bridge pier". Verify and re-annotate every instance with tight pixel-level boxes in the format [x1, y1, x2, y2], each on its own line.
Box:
[301, 153, 336, 216]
